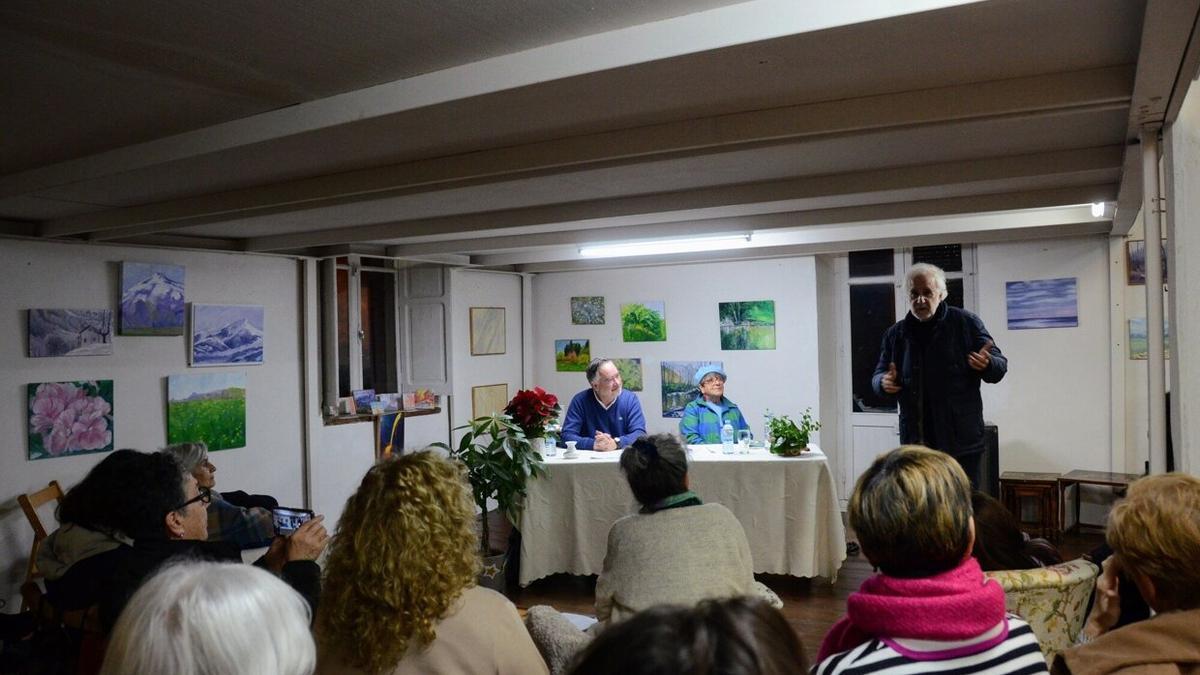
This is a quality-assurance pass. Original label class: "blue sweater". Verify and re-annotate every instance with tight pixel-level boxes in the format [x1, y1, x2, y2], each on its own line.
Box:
[561, 389, 647, 450]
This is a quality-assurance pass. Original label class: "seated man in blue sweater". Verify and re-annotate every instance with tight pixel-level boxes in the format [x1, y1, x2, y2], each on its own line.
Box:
[561, 358, 647, 451]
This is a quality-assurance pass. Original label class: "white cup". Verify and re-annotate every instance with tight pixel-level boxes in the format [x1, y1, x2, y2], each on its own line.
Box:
[563, 440, 579, 458]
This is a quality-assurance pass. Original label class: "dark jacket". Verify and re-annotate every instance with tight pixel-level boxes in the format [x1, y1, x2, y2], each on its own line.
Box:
[871, 303, 1007, 456]
[46, 537, 320, 631]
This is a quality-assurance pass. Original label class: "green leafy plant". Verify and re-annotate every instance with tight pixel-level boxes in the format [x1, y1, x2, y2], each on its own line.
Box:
[767, 408, 821, 456]
[434, 413, 547, 555]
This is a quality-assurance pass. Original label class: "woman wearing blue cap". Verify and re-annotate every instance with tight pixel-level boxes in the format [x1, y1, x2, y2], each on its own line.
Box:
[678, 366, 751, 444]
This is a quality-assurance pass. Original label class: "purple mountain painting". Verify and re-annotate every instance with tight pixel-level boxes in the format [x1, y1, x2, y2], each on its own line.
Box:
[120, 262, 185, 335]
[191, 304, 265, 365]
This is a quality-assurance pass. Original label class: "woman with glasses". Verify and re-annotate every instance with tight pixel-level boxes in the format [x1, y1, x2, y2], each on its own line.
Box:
[37, 449, 328, 632]
[163, 441, 276, 549]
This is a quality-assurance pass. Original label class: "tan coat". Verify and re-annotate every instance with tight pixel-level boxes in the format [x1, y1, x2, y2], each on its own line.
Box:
[594, 502, 755, 625]
[1052, 608, 1200, 675]
[318, 585, 548, 675]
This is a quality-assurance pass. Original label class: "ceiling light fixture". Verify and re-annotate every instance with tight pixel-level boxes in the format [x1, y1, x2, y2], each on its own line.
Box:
[579, 234, 752, 259]
[1091, 202, 1106, 217]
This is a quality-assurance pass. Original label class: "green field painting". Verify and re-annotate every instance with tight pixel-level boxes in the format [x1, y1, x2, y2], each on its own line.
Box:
[167, 372, 247, 450]
[555, 339, 591, 371]
[612, 358, 643, 391]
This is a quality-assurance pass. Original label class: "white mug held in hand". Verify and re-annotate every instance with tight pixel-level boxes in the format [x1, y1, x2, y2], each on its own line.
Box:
[563, 440, 579, 459]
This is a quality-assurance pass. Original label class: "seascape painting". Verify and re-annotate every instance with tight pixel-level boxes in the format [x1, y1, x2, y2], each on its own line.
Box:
[555, 339, 591, 371]
[1005, 278, 1078, 330]
[28, 309, 113, 357]
[120, 262, 185, 335]
[28, 380, 114, 460]
[1128, 318, 1171, 360]
[719, 300, 776, 350]
[570, 296, 605, 324]
[621, 301, 667, 342]
[660, 360, 722, 418]
[191, 304, 265, 365]
[167, 372, 246, 450]
[612, 357, 643, 392]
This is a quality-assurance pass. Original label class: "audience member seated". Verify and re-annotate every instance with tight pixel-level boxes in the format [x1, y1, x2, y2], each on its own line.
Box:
[972, 491, 1062, 571]
[100, 561, 314, 675]
[567, 597, 809, 675]
[1052, 473, 1200, 674]
[315, 450, 546, 675]
[596, 433, 774, 625]
[38, 449, 326, 630]
[815, 445, 1048, 674]
[162, 441, 276, 549]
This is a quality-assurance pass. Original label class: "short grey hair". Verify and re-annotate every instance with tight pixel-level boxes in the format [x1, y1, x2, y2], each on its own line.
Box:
[100, 561, 315, 675]
[162, 441, 208, 474]
[906, 263, 948, 302]
[586, 358, 615, 384]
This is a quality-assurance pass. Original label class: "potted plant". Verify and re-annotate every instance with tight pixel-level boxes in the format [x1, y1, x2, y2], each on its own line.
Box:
[503, 386, 561, 454]
[435, 413, 546, 592]
[767, 407, 821, 457]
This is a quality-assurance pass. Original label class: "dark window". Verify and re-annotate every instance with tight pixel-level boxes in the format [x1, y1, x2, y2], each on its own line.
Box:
[359, 270, 397, 394]
[336, 268, 350, 396]
[850, 283, 898, 413]
[913, 244, 963, 272]
[849, 249, 894, 278]
[946, 277, 964, 309]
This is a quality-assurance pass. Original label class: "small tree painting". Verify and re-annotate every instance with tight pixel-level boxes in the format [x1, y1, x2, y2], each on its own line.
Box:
[621, 301, 666, 342]
[555, 339, 591, 371]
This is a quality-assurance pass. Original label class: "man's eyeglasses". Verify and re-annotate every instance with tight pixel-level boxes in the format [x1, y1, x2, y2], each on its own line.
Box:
[175, 487, 212, 511]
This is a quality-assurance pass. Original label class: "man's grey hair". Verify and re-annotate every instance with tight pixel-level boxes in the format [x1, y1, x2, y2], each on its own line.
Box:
[906, 263, 949, 301]
[162, 441, 208, 474]
[586, 358, 615, 384]
[100, 561, 314, 675]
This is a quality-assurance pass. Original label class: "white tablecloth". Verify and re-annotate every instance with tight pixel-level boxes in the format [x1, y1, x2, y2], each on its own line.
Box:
[517, 444, 846, 586]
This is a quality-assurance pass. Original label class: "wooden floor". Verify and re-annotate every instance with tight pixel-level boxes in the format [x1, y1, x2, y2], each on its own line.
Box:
[509, 531, 1104, 657]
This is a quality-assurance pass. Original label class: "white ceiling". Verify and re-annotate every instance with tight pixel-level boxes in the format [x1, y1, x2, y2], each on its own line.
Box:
[2, 0, 1198, 270]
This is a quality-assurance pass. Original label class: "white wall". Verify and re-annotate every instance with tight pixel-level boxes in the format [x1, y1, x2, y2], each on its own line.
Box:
[1166, 89, 1200, 474]
[0, 238, 306, 610]
[451, 270, 526, 435]
[530, 257, 821, 443]
[976, 236, 1112, 473]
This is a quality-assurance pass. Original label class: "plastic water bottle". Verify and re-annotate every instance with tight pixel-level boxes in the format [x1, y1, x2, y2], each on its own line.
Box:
[763, 408, 774, 450]
[721, 422, 735, 454]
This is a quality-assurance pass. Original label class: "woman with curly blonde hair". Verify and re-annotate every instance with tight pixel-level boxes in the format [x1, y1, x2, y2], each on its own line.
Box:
[315, 450, 547, 675]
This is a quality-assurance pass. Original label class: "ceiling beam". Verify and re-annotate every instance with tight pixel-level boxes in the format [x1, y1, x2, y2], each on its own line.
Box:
[38, 66, 1132, 241]
[241, 146, 1121, 252]
[510, 219, 1113, 273]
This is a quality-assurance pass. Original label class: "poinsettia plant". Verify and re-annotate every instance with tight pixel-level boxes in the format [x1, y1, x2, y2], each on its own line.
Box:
[503, 386, 561, 438]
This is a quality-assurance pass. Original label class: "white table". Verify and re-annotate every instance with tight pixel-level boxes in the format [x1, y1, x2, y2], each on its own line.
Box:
[517, 444, 846, 586]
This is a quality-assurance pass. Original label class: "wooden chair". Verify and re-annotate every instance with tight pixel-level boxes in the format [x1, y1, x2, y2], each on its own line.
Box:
[17, 480, 64, 612]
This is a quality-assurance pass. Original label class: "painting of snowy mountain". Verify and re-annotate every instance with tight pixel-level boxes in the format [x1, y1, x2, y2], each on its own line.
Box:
[29, 309, 114, 357]
[120, 262, 185, 335]
[190, 304, 265, 366]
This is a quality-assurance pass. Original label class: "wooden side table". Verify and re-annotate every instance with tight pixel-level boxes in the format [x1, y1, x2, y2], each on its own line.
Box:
[999, 471, 1061, 541]
[1058, 470, 1142, 535]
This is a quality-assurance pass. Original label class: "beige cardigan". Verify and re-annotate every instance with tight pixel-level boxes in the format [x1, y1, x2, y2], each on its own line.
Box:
[317, 585, 548, 675]
[594, 502, 756, 625]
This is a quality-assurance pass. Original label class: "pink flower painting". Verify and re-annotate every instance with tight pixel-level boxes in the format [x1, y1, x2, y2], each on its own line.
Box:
[28, 380, 114, 460]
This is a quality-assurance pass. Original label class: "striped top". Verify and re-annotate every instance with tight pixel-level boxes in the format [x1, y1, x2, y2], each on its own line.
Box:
[815, 616, 1048, 675]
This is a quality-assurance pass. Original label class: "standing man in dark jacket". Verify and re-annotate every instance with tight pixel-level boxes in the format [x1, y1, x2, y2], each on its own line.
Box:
[872, 263, 1007, 487]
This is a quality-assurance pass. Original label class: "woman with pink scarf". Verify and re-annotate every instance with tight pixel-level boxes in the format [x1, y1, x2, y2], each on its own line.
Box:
[815, 445, 1048, 674]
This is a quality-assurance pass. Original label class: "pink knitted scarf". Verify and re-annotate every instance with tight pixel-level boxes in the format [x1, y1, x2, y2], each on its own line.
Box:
[816, 557, 1007, 663]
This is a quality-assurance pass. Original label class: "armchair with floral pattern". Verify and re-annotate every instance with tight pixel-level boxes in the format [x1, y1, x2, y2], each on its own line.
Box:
[984, 558, 1099, 664]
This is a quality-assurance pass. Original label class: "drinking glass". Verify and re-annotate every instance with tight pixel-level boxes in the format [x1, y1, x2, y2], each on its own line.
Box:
[737, 429, 752, 453]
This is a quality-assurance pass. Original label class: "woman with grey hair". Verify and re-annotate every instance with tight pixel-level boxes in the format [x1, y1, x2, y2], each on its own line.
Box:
[101, 561, 315, 675]
[162, 441, 275, 549]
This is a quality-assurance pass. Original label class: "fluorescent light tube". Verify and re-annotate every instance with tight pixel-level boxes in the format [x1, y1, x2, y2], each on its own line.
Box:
[579, 234, 752, 259]
[1091, 202, 1105, 217]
